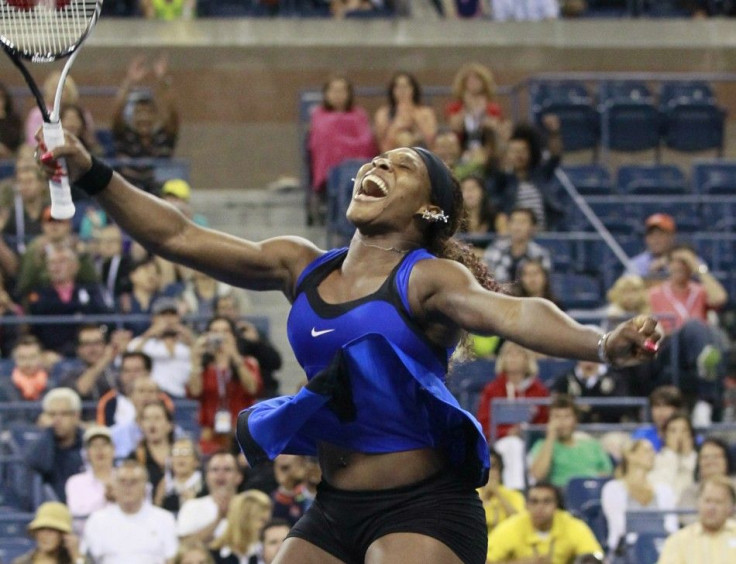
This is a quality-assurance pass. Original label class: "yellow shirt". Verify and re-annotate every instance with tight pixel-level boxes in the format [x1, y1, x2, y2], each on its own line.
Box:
[480, 485, 526, 534]
[487, 510, 603, 564]
[657, 519, 736, 564]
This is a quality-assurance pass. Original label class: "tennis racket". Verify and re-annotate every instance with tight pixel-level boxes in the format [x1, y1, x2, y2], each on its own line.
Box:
[0, 0, 103, 219]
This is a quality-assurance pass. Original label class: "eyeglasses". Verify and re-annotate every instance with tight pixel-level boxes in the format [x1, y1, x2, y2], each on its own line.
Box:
[45, 410, 77, 417]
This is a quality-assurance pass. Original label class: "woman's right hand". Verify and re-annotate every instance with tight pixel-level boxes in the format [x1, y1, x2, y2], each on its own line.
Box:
[36, 128, 93, 184]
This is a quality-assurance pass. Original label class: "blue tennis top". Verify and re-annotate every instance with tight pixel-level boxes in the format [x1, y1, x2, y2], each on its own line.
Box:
[236, 247, 489, 486]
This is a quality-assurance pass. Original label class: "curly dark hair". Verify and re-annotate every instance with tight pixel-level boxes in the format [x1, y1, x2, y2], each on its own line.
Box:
[509, 122, 543, 171]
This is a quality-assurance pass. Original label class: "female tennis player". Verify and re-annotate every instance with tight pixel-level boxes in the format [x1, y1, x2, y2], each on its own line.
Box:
[38, 134, 659, 564]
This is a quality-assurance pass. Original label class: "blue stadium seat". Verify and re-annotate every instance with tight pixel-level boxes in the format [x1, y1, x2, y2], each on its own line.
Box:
[538, 102, 600, 153]
[662, 102, 726, 154]
[559, 164, 613, 196]
[536, 236, 576, 273]
[582, 0, 629, 17]
[489, 400, 537, 441]
[577, 499, 608, 548]
[691, 234, 736, 272]
[0, 509, 33, 539]
[536, 358, 576, 388]
[7, 423, 44, 454]
[95, 128, 116, 158]
[172, 399, 202, 440]
[601, 101, 661, 154]
[0, 537, 34, 562]
[551, 273, 604, 309]
[629, 200, 701, 233]
[628, 532, 669, 564]
[566, 477, 611, 514]
[530, 80, 591, 108]
[0, 159, 14, 181]
[616, 164, 687, 195]
[598, 80, 653, 104]
[0, 359, 14, 378]
[700, 199, 736, 232]
[153, 158, 191, 184]
[691, 160, 736, 194]
[325, 159, 363, 246]
[447, 359, 496, 413]
[585, 201, 634, 233]
[659, 81, 716, 109]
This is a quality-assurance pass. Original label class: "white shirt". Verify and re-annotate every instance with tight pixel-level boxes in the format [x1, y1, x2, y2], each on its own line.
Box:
[176, 495, 227, 539]
[601, 479, 678, 551]
[491, 0, 560, 21]
[128, 337, 191, 397]
[83, 502, 178, 563]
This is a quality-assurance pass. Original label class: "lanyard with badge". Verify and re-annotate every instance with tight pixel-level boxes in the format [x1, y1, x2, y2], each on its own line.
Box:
[213, 366, 232, 434]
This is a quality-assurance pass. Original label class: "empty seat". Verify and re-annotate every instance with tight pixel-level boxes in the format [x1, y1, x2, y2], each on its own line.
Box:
[530, 81, 598, 153]
[536, 358, 577, 388]
[551, 272, 604, 309]
[691, 160, 736, 194]
[566, 476, 611, 513]
[559, 164, 613, 196]
[325, 159, 363, 246]
[95, 128, 116, 159]
[0, 159, 14, 181]
[536, 236, 576, 273]
[662, 101, 726, 154]
[629, 200, 701, 233]
[628, 532, 669, 564]
[602, 100, 661, 154]
[0, 537, 35, 562]
[617, 164, 687, 195]
[172, 399, 202, 440]
[691, 234, 736, 272]
[599, 80, 653, 104]
[447, 359, 496, 413]
[660, 81, 716, 109]
[0, 510, 33, 538]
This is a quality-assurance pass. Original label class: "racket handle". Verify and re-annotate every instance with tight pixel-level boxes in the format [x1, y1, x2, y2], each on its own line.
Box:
[43, 121, 75, 220]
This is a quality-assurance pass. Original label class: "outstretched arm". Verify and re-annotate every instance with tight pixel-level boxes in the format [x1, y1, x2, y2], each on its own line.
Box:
[40, 132, 321, 297]
[413, 259, 659, 366]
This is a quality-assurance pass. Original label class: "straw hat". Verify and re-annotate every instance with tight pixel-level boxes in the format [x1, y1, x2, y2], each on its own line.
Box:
[27, 502, 72, 534]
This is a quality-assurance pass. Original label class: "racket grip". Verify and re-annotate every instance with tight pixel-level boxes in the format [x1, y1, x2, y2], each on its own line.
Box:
[43, 121, 75, 220]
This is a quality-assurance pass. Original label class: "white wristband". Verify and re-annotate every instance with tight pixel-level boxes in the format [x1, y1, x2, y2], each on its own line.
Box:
[597, 332, 612, 365]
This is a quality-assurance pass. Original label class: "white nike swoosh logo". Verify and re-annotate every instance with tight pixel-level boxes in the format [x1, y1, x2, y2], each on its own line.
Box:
[311, 328, 336, 337]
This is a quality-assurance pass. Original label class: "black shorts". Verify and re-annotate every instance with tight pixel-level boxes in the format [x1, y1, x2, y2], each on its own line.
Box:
[287, 470, 487, 564]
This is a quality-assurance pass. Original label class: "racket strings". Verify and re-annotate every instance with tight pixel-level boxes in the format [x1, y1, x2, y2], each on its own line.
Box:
[0, 0, 98, 59]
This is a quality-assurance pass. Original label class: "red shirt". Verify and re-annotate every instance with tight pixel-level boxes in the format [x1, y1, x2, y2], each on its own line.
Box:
[192, 357, 262, 429]
[648, 281, 708, 334]
[476, 373, 549, 440]
[444, 100, 503, 121]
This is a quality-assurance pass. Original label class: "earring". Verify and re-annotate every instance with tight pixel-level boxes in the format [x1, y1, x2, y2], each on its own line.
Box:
[421, 209, 449, 223]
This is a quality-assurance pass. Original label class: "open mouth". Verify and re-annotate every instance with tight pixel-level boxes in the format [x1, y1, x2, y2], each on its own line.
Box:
[356, 175, 388, 200]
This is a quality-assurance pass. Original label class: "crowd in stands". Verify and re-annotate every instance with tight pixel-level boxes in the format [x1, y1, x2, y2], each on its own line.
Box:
[1, 42, 736, 563]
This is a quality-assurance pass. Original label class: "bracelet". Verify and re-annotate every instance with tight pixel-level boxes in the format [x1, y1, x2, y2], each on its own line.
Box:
[597, 332, 613, 365]
[75, 156, 113, 196]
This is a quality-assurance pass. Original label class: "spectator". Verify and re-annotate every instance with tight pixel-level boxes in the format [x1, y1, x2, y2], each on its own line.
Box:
[161, 179, 209, 227]
[159, 437, 204, 513]
[489, 119, 564, 231]
[210, 490, 273, 564]
[24, 388, 84, 502]
[628, 213, 701, 285]
[213, 295, 282, 398]
[0, 273, 22, 357]
[90, 223, 134, 304]
[478, 449, 525, 535]
[601, 439, 677, 555]
[112, 54, 179, 195]
[551, 358, 630, 423]
[59, 324, 132, 403]
[26, 244, 111, 356]
[177, 452, 242, 544]
[487, 482, 604, 563]
[678, 437, 736, 527]
[173, 269, 232, 331]
[307, 73, 377, 226]
[330, 0, 386, 17]
[118, 253, 163, 336]
[0, 81, 23, 158]
[605, 273, 650, 329]
[373, 71, 437, 153]
[96, 350, 154, 426]
[476, 341, 549, 440]
[257, 519, 291, 564]
[649, 412, 698, 500]
[528, 394, 614, 488]
[509, 256, 561, 307]
[12, 501, 81, 564]
[429, 127, 463, 172]
[1, 336, 49, 402]
[491, 0, 560, 21]
[140, 0, 195, 19]
[128, 296, 194, 397]
[65, 425, 116, 535]
[444, 62, 503, 157]
[457, 175, 499, 242]
[270, 454, 310, 526]
[15, 206, 99, 301]
[657, 476, 736, 563]
[130, 399, 175, 493]
[188, 316, 261, 454]
[631, 385, 685, 451]
[174, 541, 215, 564]
[59, 103, 104, 158]
[482, 207, 552, 284]
[82, 459, 178, 562]
[2, 153, 47, 258]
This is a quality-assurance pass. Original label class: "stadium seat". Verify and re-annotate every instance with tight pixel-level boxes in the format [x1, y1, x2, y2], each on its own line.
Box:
[325, 159, 362, 246]
[536, 236, 576, 273]
[691, 160, 736, 194]
[6, 423, 44, 453]
[489, 400, 537, 441]
[538, 102, 600, 153]
[536, 358, 576, 388]
[566, 477, 611, 514]
[601, 100, 661, 155]
[172, 399, 202, 440]
[598, 80, 653, 104]
[0, 538, 35, 562]
[95, 128, 116, 158]
[616, 164, 687, 195]
[578, 500, 609, 547]
[662, 101, 726, 154]
[659, 81, 716, 109]
[0, 359, 14, 378]
[629, 199, 701, 233]
[447, 359, 496, 413]
[0, 159, 13, 181]
[551, 273, 604, 309]
[530, 80, 591, 108]
[582, 0, 629, 17]
[691, 234, 736, 272]
[559, 164, 613, 196]
[0, 510, 33, 538]
[628, 532, 669, 564]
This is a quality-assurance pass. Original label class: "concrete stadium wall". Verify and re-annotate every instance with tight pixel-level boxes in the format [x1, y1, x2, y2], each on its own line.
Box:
[3, 18, 736, 189]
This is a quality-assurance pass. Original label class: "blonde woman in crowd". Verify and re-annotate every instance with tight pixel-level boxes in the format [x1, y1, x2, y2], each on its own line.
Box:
[210, 490, 273, 564]
[649, 412, 698, 499]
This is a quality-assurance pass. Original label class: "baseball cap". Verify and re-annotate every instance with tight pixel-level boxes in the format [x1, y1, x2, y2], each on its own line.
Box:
[83, 424, 112, 446]
[162, 179, 191, 202]
[645, 213, 676, 233]
[151, 296, 179, 315]
[28, 502, 72, 534]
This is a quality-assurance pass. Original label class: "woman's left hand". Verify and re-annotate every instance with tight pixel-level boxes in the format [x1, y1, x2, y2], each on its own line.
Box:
[604, 315, 662, 367]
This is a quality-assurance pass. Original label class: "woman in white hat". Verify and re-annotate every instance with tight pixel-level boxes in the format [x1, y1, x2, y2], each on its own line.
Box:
[12, 501, 80, 564]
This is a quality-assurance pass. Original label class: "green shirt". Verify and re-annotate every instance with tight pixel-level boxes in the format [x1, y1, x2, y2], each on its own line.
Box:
[530, 435, 613, 488]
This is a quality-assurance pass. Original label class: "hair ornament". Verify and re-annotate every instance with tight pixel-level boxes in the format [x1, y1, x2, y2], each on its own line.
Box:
[421, 209, 449, 223]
